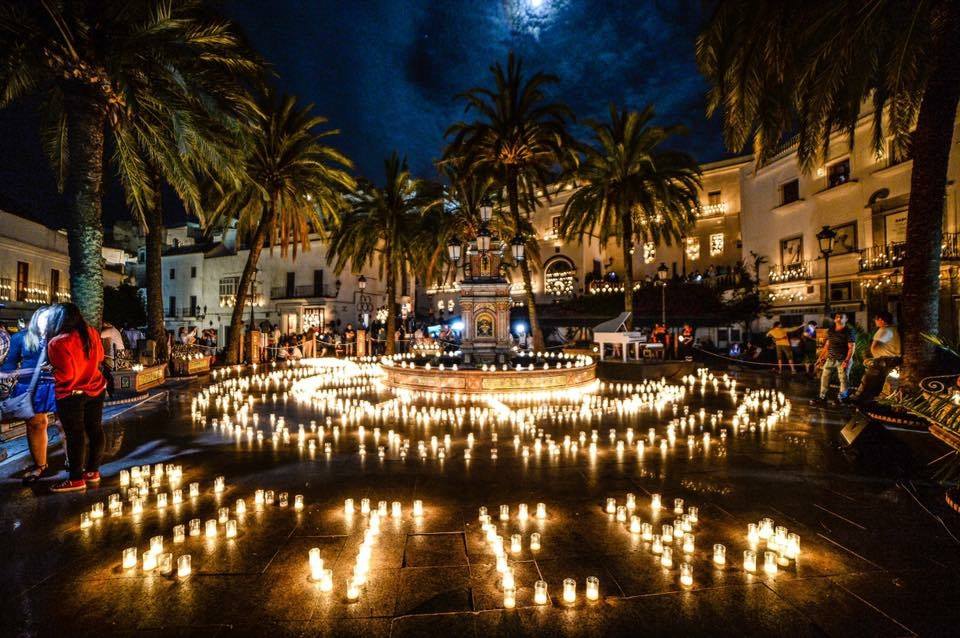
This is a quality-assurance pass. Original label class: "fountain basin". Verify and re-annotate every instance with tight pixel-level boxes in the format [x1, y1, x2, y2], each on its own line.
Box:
[381, 359, 597, 395]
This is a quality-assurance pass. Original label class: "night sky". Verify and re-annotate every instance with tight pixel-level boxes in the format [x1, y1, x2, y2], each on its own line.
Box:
[0, 0, 727, 228]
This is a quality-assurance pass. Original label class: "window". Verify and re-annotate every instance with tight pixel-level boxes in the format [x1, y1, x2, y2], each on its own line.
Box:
[285, 272, 295, 297]
[313, 270, 325, 296]
[780, 179, 800, 206]
[830, 282, 852, 302]
[643, 242, 656, 264]
[16, 261, 28, 302]
[685, 237, 700, 261]
[169, 268, 175, 280]
[189, 295, 197, 315]
[544, 258, 576, 297]
[168, 296, 177, 317]
[137, 248, 146, 264]
[551, 215, 561, 238]
[50, 269, 59, 303]
[190, 266, 197, 279]
[828, 158, 851, 188]
[709, 233, 724, 257]
[708, 190, 722, 206]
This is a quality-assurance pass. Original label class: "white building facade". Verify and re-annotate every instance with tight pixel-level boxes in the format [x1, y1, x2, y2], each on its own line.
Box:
[741, 106, 960, 335]
[161, 231, 408, 344]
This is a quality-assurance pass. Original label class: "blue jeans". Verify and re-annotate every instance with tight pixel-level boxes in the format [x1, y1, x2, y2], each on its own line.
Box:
[819, 358, 849, 398]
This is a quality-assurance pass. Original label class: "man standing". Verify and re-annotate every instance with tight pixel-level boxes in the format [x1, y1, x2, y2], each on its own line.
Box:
[765, 321, 795, 374]
[847, 311, 900, 404]
[811, 313, 856, 405]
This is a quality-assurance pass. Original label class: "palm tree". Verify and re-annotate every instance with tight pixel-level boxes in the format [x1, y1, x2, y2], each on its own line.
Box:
[560, 105, 702, 327]
[0, 0, 259, 327]
[328, 153, 433, 355]
[444, 53, 576, 350]
[211, 94, 354, 364]
[697, 0, 960, 386]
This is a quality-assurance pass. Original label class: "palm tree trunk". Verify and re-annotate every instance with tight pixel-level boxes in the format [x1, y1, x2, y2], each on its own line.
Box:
[900, 4, 960, 388]
[144, 175, 168, 362]
[63, 91, 107, 327]
[507, 169, 544, 350]
[385, 248, 397, 355]
[225, 203, 275, 364]
[621, 210, 635, 330]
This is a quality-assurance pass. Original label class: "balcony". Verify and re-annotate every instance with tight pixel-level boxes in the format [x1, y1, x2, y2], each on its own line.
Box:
[270, 284, 336, 300]
[0, 278, 52, 305]
[697, 202, 728, 219]
[768, 260, 818, 284]
[859, 233, 960, 273]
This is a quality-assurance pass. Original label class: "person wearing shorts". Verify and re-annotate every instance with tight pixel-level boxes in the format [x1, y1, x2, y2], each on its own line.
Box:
[766, 322, 795, 373]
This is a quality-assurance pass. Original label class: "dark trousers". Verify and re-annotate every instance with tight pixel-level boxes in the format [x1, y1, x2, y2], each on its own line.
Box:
[853, 357, 900, 403]
[57, 392, 106, 480]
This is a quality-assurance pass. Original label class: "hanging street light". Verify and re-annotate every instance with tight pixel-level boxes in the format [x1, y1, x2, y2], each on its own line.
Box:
[510, 234, 526, 262]
[447, 236, 462, 264]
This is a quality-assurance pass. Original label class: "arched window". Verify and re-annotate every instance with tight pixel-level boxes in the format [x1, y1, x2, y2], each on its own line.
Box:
[544, 257, 576, 297]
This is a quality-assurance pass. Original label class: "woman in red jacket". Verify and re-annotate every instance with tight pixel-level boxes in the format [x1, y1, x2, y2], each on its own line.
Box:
[46, 303, 107, 493]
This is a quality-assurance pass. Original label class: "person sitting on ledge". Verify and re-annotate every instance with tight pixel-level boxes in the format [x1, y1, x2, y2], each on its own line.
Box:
[844, 311, 901, 405]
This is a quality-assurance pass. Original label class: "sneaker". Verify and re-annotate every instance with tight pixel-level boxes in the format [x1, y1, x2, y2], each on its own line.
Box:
[50, 479, 86, 493]
[82, 471, 101, 484]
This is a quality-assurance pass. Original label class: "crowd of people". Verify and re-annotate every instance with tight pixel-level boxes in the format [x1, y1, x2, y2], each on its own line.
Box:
[1, 303, 108, 492]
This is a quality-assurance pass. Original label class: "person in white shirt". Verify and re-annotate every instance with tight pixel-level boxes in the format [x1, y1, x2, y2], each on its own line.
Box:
[122, 324, 143, 351]
[101, 322, 125, 366]
[848, 310, 901, 404]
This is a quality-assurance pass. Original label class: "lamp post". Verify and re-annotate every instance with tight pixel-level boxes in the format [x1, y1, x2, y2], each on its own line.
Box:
[356, 275, 372, 327]
[816, 225, 837, 316]
[656, 262, 669, 325]
[510, 234, 525, 262]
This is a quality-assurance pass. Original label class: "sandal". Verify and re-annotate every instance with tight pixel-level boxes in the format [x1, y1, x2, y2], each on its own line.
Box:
[22, 464, 48, 483]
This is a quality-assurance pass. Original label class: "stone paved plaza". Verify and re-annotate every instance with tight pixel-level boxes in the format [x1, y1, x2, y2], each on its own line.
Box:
[1, 363, 958, 637]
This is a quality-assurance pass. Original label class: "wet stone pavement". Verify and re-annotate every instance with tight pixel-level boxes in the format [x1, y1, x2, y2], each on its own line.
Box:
[1, 362, 958, 638]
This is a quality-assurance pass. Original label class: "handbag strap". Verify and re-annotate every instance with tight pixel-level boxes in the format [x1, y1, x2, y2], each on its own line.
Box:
[25, 346, 47, 395]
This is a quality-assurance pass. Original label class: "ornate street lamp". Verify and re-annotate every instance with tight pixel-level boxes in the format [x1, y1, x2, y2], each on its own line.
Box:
[816, 225, 837, 316]
[510, 234, 525, 262]
[447, 236, 462, 264]
[476, 225, 492, 253]
[357, 275, 367, 291]
[479, 202, 493, 224]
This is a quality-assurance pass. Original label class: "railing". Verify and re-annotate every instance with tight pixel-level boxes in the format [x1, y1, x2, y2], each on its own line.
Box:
[697, 202, 728, 218]
[270, 284, 335, 299]
[768, 260, 818, 284]
[859, 233, 960, 273]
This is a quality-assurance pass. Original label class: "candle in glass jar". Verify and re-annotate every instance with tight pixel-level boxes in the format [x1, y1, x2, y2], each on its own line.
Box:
[235, 498, 246, 515]
[205, 519, 217, 538]
[347, 577, 361, 601]
[225, 519, 237, 539]
[157, 493, 168, 509]
[120, 469, 130, 487]
[536, 502, 547, 519]
[747, 523, 759, 546]
[563, 578, 576, 604]
[213, 476, 225, 493]
[713, 544, 726, 566]
[605, 498, 616, 514]
[150, 535, 164, 555]
[80, 512, 92, 530]
[319, 568, 333, 592]
[680, 562, 693, 587]
[629, 515, 641, 534]
[652, 536, 663, 554]
[534, 580, 548, 605]
[763, 551, 778, 575]
[142, 551, 157, 572]
[661, 546, 673, 568]
[122, 547, 137, 569]
[500, 504, 510, 520]
[687, 506, 698, 524]
[309, 548, 323, 580]
[265, 490, 274, 505]
[786, 532, 800, 559]
[392, 501, 402, 518]
[651, 493, 661, 512]
[413, 500, 424, 517]
[91, 502, 104, 519]
[158, 552, 173, 575]
[189, 518, 201, 536]
[510, 534, 522, 554]
[173, 524, 185, 544]
[759, 517, 773, 540]
[530, 532, 541, 551]
[743, 549, 757, 572]
[294, 495, 304, 511]
[682, 533, 695, 554]
[172, 489, 183, 505]
[189, 482, 200, 498]
[674, 498, 684, 514]
[504, 585, 516, 609]
[177, 554, 191, 578]
[586, 576, 599, 601]
[626, 493, 636, 511]
[662, 524, 673, 543]
[344, 498, 354, 515]
[218, 507, 229, 524]
[360, 498, 370, 515]
[518, 503, 528, 521]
